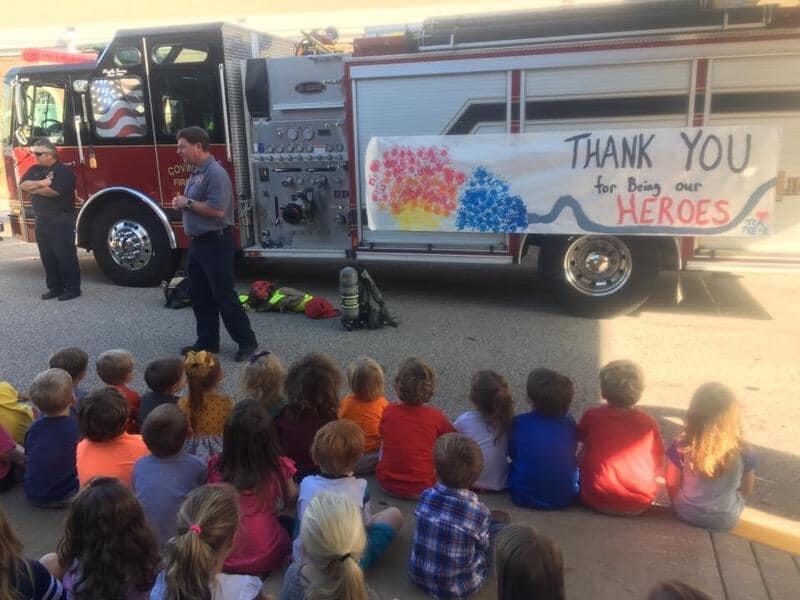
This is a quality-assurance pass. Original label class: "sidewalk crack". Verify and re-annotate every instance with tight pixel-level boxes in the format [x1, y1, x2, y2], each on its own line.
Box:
[710, 532, 730, 600]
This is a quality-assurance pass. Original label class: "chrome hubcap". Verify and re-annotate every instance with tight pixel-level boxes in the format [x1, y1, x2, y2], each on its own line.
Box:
[107, 220, 153, 271]
[563, 236, 632, 297]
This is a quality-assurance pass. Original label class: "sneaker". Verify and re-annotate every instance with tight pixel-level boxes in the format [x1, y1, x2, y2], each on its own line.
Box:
[234, 345, 258, 363]
[180, 343, 220, 355]
[57, 291, 81, 301]
[41, 290, 62, 300]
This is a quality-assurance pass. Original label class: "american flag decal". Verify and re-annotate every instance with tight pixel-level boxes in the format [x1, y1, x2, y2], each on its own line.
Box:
[91, 78, 146, 138]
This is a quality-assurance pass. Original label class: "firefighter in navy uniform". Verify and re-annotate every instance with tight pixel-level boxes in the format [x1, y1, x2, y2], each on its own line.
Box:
[18, 138, 81, 301]
[173, 126, 258, 363]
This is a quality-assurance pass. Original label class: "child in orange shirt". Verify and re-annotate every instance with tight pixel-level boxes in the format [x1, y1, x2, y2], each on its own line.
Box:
[338, 357, 388, 475]
[76, 386, 148, 487]
[96, 349, 140, 433]
[178, 351, 233, 462]
[376, 358, 455, 498]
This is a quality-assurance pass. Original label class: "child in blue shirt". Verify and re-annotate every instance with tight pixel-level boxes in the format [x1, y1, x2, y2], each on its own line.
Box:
[24, 368, 80, 507]
[133, 404, 206, 546]
[508, 368, 579, 509]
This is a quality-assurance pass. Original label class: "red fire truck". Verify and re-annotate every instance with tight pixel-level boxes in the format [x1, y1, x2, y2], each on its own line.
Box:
[3, 2, 800, 316]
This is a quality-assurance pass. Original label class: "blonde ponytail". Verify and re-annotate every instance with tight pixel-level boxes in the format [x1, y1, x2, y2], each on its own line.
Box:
[302, 493, 369, 600]
[163, 484, 240, 600]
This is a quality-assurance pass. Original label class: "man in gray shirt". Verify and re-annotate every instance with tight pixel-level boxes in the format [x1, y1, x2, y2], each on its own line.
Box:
[173, 127, 258, 362]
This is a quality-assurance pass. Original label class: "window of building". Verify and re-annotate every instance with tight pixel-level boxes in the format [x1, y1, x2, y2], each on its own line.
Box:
[89, 77, 147, 139]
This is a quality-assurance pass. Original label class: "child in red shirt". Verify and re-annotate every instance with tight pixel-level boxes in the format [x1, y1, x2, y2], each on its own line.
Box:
[96, 349, 141, 434]
[377, 357, 455, 498]
[578, 360, 664, 514]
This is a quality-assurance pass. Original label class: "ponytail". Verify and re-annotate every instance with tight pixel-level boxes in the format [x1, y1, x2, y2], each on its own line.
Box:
[163, 484, 240, 600]
[470, 370, 514, 442]
[302, 493, 369, 600]
[184, 352, 221, 431]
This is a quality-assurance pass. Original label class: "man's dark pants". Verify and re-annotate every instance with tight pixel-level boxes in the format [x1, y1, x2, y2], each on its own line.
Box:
[186, 229, 256, 350]
[34, 213, 81, 294]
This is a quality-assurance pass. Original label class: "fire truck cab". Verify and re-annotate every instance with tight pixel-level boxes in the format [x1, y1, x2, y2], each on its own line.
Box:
[3, 23, 291, 285]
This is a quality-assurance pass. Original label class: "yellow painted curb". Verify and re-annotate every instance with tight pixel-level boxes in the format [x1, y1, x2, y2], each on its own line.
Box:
[732, 507, 800, 555]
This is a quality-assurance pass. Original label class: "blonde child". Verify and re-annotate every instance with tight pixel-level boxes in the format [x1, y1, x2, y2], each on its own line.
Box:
[578, 360, 665, 515]
[41, 477, 159, 599]
[149, 484, 273, 600]
[295, 420, 403, 569]
[495, 525, 565, 600]
[208, 399, 297, 574]
[238, 350, 288, 417]
[76, 386, 148, 487]
[376, 357, 455, 498]
[96, 349, 140, 433]
[274, 353, 342, 480]
[280, 493, 379, 600]
[666, 383, 756, 530]
[454, 370, 514, 490]
[338, 357, 388, 475]
[179, 351, 233, 461]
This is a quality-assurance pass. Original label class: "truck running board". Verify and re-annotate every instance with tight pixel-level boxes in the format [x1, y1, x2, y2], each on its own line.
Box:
[685, 257, 800, 273]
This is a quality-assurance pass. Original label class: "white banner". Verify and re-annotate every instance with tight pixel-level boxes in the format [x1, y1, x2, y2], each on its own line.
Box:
[364, 126, 780, 237]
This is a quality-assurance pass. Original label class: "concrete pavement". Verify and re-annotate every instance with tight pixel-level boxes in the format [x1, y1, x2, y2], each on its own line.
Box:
[2, 476, 798, 599]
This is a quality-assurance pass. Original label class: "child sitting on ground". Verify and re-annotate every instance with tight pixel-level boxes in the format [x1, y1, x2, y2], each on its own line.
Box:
[454, 369, 514, 491]
[41, 477, 159, 599]
[136, 356, 186, 430]
[509, 368, 579, 509]
[76, 386, 148, 488]
[179, 351, 233, 461]
[295, 420, 403, 570]
[409, 433, 501, 598]
[0, 505, 65, 600]
[495, 524, 565, 600]
[578, 360, 665, 515]
[338, 357, 389, 475]
[24, 369, 79, 507]
[208, 399, 297, 574]
[48, 346, 89, 411]
[0, 424, 25, 493]
[133, 404, 207, 547]
[281, 493, 380, 600]
[0, 381, 33, 444]
[666, 382, 756, 530]
[96, 349, 140, 433]
[377, 357, 455, 498]
[274, 353, 342, 480]
[150, 484, 272, 599]
[238, 350, 288, 417]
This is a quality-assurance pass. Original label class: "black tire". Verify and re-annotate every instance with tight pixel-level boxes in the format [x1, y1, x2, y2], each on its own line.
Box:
[91, 202, 179, 286]
[538, 235, 659, 318]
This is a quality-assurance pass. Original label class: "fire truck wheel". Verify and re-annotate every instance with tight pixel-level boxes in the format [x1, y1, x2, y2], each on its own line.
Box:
[539, 235, 659, 318]
[91, 202, 179, 287]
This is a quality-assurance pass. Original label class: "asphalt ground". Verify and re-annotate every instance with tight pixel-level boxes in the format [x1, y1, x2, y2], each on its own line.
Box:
[1, 221, 799, 598]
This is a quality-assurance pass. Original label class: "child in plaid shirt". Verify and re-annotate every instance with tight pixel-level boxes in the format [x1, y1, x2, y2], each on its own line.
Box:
[409, 433, 505, 599]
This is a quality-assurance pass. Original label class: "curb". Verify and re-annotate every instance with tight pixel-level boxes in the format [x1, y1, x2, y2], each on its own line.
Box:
[733, 507, 800, 555]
